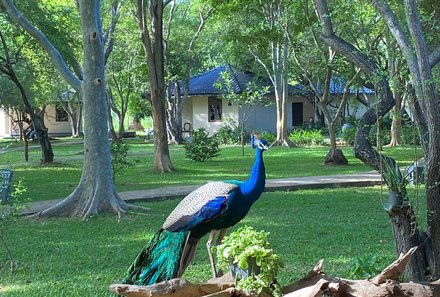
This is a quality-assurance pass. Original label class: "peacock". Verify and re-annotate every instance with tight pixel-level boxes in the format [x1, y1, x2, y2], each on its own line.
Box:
[123, 135, 268, 286]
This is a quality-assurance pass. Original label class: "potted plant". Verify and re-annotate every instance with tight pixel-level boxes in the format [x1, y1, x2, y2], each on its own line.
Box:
[215, 226, 283, 296]
[381, 160, 409, 210]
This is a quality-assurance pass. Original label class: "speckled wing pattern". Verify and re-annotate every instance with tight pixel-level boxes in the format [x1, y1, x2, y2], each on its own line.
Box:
[163, 181, 238, 232]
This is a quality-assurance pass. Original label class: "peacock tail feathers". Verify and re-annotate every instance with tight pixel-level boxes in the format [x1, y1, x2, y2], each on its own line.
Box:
[123, 229, 189, 286]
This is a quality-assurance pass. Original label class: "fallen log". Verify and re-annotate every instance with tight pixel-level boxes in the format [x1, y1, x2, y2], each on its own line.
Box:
[282, 247, 440, 297]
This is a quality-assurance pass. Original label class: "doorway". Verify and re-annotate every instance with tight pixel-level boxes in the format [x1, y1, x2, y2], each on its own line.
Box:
[292, 102, 304, 126]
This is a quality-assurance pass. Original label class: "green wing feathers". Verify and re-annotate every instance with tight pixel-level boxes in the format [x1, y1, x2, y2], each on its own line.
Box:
[123, 229, 189, 286]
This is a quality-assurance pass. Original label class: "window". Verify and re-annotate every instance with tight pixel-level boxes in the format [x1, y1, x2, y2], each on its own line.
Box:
[55, 107, 68, 122]
[208, 97, 222, 122]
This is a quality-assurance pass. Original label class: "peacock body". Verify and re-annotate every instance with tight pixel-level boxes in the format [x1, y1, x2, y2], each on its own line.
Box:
[124, 138, 268, 286]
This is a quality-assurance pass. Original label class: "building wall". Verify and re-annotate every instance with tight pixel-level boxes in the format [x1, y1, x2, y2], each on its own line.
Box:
[241, 95, 314, 133]
[183, 94, 314, 135]
[44, 105, 72, 135]
[0, 108, 11, 137]
[0, 105, 74, 138]
[190, 96, 238, 135]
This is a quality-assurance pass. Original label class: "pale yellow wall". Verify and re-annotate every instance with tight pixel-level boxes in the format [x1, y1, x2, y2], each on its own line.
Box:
[44, 105, 72, 135]
[0, 108, 11, 137]
[191, 96, 239, 135]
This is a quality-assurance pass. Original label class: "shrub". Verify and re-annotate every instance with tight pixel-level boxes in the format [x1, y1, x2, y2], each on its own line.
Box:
[289, 129, 325, 146]
[401, 124, 420, 145]
[216, 226, 283, 296]
[345, 254, 383, 279]
[215, 122, 242, 145]
[184, 128, 220, 162]
[260, 131, 276, 145]
[110, 140, 134, 180]
[341, 126, 356, 146]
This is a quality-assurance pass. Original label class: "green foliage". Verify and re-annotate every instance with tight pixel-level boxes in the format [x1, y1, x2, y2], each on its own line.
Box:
[381, 160, 408, 194]
[214, 121, 244, 145]
[184, 129, 220, 162]
[216, 226, 283, 296]
[0, 180, 27, 273]
[289, 129, 325, 146]
[401, 124, 420, 146]
[260, 131, 276, 145]
[346, 254, 383, 279]
[342, 127, 356, 146]
[110, 140, 134, 180]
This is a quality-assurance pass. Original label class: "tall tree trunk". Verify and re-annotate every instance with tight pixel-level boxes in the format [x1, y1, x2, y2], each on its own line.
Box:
[312, 0, 430, 280]
[31, 0, 132, 218]
[135, 0, 173, 172]
[271, 35, 294, 147]
[389, 92, 403, 147]
[166, 81, 183, 144]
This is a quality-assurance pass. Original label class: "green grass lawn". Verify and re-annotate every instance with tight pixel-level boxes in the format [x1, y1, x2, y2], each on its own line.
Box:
[0, 138, 424, 202]
[0, 187, 407, 297]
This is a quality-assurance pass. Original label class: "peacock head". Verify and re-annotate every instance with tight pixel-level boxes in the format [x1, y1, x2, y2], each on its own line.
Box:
[251, 134, 269, 151]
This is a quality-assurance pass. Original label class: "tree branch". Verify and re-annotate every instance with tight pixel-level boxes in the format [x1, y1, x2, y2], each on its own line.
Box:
[1, 0, 82, 92]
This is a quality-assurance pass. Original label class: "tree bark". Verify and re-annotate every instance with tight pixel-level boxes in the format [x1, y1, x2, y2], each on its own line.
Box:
[312, 0, 430, 281]
[135, 0, 174, 172]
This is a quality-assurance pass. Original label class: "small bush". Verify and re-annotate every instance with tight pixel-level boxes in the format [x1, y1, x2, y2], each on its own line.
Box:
[110, 140, 134, 180]
[401, 124, 420, 145]
[289, 129, 325, 146]
[216, 226, 283, 296]
[260, 131, 276, 144]
[184, 128, 220, 162]
[346, 254, 383, 279]
[341, 127, 356, 146]
[215, 123, 242, 145]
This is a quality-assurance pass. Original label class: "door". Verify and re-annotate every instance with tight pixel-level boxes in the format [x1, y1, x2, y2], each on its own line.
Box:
[292, 102, 304, 127]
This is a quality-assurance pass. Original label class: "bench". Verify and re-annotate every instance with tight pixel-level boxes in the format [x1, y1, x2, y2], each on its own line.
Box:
[0, 169, 13, 202]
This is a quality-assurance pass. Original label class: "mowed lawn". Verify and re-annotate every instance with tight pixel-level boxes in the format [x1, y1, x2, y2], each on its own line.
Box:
[1, 187, 409, 297]
[0, 139, 426, 296]
[0, 138, 423, 202]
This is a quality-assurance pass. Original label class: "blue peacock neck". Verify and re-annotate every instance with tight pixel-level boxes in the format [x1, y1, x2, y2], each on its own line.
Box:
[241, 148, 265, 201]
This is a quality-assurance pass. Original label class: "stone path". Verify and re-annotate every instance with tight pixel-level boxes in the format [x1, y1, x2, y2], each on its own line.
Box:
[22, 171, 381, 215]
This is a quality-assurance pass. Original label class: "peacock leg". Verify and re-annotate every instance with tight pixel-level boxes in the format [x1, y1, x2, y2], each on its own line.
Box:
[215, 228, 228, 276]
[216, 228, 228, 245]
[206, 230, 218, 278]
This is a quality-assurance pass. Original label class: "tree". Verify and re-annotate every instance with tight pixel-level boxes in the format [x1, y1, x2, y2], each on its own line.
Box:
[313, 0, 440, 280]
[1, 0, 136, 218]
[164, 1, 213, 144]
[134, 0, 174, 172]
[0, 25, 54, 163]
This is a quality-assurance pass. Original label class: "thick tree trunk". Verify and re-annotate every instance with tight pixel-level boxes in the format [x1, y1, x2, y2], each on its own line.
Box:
[33, 0, 132, 218]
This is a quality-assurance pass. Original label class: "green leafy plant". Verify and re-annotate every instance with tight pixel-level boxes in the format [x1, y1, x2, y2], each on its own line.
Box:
[341, 126, 356, 146]
[382, 159, 408, 193]
[216, 226, 283, 296]
[110, 140, 134, 180]
[184, 128, 220, 162]
[260, 131, 276, 145]
[0, 180, 27, 273]
[289, 129, 325, 146]
[346, 254, 383, 279]
[215, 120, 245, 145]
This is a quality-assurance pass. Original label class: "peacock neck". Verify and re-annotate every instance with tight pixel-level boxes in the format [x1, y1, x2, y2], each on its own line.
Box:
[241, 149, 265, 200]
